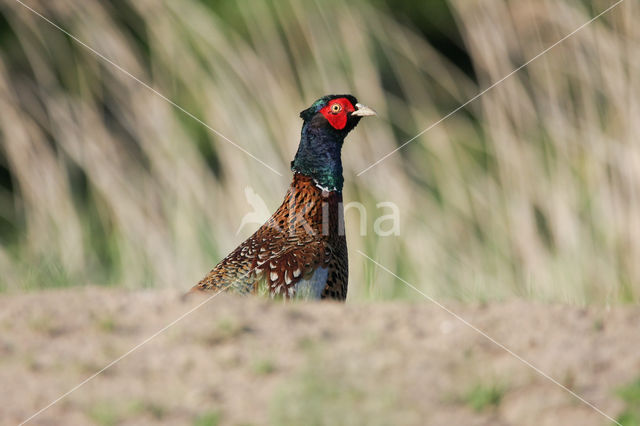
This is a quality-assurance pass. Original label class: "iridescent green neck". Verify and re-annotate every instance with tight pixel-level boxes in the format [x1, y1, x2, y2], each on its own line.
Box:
[291, 122, 344, 192]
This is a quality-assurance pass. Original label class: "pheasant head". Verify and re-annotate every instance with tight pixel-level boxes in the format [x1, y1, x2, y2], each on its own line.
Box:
[291, 95, 376, 192]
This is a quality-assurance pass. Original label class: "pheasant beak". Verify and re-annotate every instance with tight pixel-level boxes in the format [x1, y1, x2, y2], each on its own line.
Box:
[351, 103, 376, 117]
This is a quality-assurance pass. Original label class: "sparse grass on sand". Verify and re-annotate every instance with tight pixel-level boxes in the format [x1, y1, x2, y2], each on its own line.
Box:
[1, 288, 638, 425]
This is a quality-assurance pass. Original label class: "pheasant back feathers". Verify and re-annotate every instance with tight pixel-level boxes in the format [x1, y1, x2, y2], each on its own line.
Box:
[193, 174, 348, 299]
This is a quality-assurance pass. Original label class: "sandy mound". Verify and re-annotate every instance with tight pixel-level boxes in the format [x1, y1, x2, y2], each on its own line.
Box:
[1, 287, 638, 425]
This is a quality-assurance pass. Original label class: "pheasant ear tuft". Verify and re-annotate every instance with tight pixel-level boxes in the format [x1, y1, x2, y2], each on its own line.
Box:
[299, 106, 315, 121]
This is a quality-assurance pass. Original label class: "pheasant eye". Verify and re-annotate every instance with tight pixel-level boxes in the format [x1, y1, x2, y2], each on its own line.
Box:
[330, 103, 342, 114]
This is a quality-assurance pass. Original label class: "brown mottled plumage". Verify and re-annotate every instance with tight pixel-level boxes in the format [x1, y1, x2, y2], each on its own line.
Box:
[193, 173, 348, 299]
[191, 95, 375, 300]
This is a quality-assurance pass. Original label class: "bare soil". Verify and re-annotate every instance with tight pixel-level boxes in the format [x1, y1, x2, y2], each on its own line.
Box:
[1, 287, 638, 425]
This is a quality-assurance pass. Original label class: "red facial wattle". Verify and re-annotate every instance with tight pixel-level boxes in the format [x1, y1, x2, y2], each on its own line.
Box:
[319, 97, 356, 130]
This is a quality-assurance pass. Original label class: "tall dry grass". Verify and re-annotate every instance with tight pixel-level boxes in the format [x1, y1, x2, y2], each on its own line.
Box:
[0, 0, 637, 303]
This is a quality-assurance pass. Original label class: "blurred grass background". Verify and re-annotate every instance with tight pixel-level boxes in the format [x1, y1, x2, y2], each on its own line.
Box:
[0, 0, 638, 304]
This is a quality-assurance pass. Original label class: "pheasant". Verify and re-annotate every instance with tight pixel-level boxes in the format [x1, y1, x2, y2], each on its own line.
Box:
[191, 94, 375, 300]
